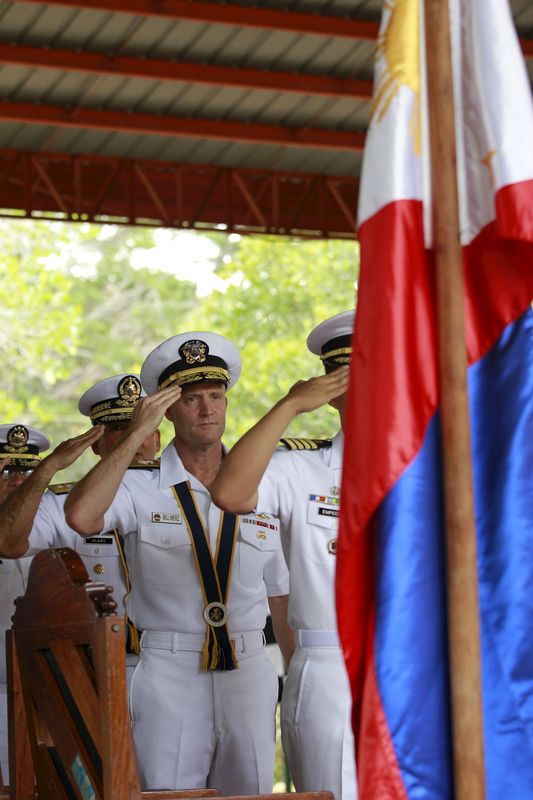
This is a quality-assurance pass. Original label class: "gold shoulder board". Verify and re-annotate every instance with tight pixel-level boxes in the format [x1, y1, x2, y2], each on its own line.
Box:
[278, 438, 332, 451]
[47, 482, 77, 495]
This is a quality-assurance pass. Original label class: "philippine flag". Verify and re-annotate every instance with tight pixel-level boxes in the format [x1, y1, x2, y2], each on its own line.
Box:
[336, 1, 533, 798]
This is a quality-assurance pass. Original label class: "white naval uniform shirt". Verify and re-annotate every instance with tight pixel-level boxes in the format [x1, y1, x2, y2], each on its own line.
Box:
[0, 557, 32, 683]
[27, 489, 129, 613]
[101, 440, 290, 634]
[257, 430, 343, 632]
[0, 556, 33, 781]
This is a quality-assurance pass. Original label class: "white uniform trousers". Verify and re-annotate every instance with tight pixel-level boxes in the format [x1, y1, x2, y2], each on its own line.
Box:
[130, 630, 278, 794]
[126, 653, 139, 693]
[281, 645, 357, 800]
[0, 682, 7, 783]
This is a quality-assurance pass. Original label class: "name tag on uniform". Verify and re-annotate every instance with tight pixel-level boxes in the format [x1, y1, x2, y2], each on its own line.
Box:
[307, 498, 339, 530]
[151, 511, 182, 524]
[318, 507, 340, 519]
[85, 536, 114, 545]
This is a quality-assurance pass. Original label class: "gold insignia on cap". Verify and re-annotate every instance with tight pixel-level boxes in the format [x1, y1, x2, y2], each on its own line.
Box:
[327, 538, 338, 556]
[320, 347, 352, 364]
[93, 563, 105, 575]
[180, 339, 208, 365]
[117, 375, 142, 405]
[6, 425, 29, 453]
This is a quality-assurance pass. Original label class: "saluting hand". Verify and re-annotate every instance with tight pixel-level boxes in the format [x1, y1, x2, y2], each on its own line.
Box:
[46, 425, 105, 472]
[285, 366, 350, 415]
[128, 384, 182, 436]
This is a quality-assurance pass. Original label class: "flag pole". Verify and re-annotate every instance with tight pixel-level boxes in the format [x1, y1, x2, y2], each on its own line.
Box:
[424, 1, 486, 798]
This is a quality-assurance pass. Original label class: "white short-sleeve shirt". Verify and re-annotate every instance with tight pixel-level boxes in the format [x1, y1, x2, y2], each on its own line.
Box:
[27, 489, 129, 612]
[0, 557, 32, 683]
[101, 441, 289, 634]
[257, 431, 344, 631]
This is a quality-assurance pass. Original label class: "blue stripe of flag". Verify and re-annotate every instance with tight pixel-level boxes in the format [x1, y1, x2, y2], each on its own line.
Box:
[372, 309, 533, 798]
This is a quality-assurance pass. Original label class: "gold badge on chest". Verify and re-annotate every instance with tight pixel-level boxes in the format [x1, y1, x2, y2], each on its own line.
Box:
[203, 601, 229, 628]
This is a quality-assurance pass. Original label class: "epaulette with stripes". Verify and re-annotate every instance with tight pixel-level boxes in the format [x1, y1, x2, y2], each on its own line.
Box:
[278, 438, 332, 451]
[47, 481, 77, 495]
[127, 459, 160, 470]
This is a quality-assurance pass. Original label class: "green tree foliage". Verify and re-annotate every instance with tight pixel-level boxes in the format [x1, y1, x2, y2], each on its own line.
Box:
[0, 220, 198, 477]
[0, 221, 358, 477]
[0, 220, 83, 425]
[58, 225, 199, 404]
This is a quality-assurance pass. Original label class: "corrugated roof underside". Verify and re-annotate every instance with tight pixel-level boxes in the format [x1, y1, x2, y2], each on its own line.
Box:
[0, 0, 379, 81]
[0, 0, 531, 176]
[0, 117, 362, 176]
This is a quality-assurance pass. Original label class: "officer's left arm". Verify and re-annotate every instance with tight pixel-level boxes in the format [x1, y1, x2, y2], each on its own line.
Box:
[268, 594, 295, 670]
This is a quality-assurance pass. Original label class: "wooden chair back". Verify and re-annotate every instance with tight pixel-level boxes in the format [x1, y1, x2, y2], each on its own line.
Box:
[7, 547, 334, 800]
[8, 547, 220, 800]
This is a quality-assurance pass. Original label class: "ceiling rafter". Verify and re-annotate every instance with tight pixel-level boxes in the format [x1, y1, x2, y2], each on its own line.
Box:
[87, 159, 127, 218]
[0, 101, 366, 150]
[232, 171, 267, 227]
[133, 162, 172, 225]
[190, 168, 226, 224]
[0, 44, 373, 100]
[9, 1, 533, 57]
[11, 0, 380, 40]
[326, 177, 357, 234]
[0, 148, 359, 237]
[521, 38, 533, 58]
[30, 155, 69, 213]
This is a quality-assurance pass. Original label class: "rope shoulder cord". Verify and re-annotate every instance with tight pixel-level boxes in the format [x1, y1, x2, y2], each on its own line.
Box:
[172, 481, 239, 671]
[111, 529, 141, 655]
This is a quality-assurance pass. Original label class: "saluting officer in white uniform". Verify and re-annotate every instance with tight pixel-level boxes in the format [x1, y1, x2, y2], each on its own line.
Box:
[65, 332, 292, 795]
[211, 311, 356, 800]
[0, 376, 161, 674]
[0, 425, 50, 783]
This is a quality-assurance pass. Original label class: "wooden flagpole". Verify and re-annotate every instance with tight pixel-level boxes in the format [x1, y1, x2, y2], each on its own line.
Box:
[424, 1, 486, 798]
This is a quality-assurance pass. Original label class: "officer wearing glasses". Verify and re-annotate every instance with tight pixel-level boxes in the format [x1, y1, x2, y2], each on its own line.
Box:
[0, 424, 50, 782]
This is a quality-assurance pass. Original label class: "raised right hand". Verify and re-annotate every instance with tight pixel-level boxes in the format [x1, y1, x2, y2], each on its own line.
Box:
[128, 384, 182, 436]
[46, 425, 105, 472]
[285, 366, 350, 415]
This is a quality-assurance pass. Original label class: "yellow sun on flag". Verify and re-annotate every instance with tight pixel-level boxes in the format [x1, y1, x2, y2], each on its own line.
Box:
[372, 0, 421, 152]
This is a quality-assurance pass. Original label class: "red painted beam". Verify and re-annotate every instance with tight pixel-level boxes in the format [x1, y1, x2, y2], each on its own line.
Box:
[0, 102, 365, 151]
[0, 148, 360, 238]
[11, 1, 533, 59]
[0, 44, 374, 100]
[12, 0, 380, 40]
[521, 37, 533, 58]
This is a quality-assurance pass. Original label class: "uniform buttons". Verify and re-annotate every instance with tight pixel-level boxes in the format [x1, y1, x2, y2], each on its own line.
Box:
[94, 548, 100, 554]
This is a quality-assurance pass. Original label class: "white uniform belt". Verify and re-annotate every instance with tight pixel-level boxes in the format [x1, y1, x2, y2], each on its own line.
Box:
[296, 629, 340, 648]
[141, 629, 266, 654]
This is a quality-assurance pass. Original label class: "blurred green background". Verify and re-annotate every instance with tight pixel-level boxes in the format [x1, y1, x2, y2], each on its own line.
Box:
[0, 218, 358, 480]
